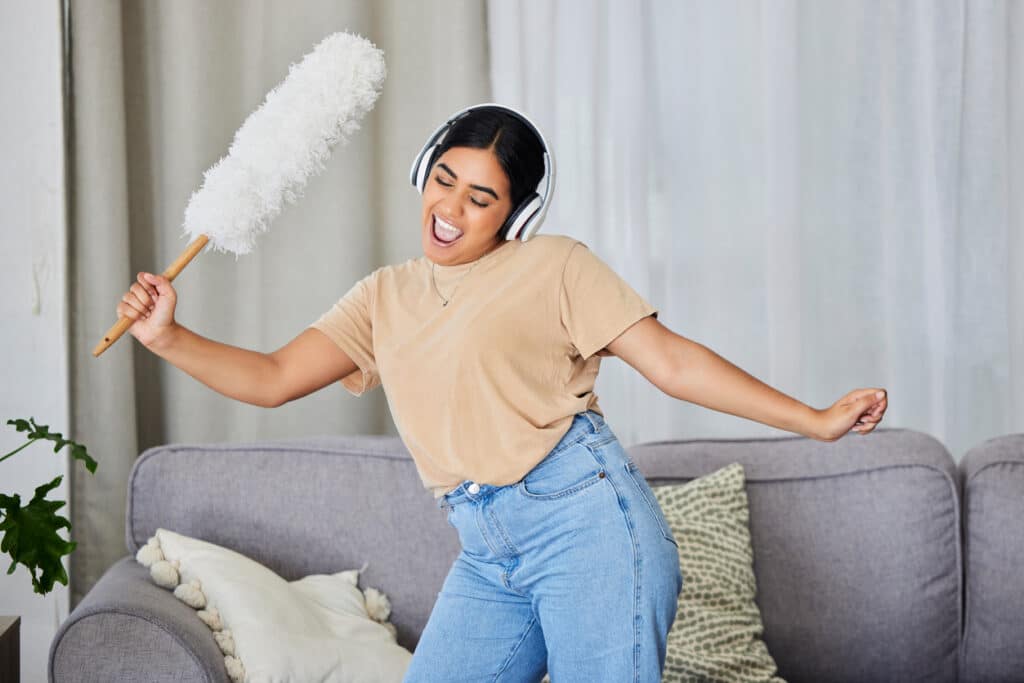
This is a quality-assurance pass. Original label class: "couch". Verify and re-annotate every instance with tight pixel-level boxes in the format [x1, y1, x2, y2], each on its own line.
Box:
[48, 427, 1024, 682]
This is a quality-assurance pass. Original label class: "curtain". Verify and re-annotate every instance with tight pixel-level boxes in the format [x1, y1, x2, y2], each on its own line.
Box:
[487, 0, 1023, 457]
[67, 0, 491, 608]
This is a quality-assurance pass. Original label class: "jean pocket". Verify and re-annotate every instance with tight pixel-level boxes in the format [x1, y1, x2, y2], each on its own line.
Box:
[518, 443, 607, 500]
[625, 460, 678, 547]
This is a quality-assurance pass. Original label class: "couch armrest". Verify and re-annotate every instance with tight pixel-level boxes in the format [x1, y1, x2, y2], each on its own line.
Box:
[49, 556, 228, 683]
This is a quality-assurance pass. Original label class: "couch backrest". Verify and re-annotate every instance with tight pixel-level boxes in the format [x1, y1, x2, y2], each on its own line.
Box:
[958, 434, 1024, 683]
[127, 427, 961, 681]
[631, 427, 961, 683]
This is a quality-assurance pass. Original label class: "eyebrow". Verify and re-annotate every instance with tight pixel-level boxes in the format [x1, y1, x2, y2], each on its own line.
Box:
[436, 163, 500, 200]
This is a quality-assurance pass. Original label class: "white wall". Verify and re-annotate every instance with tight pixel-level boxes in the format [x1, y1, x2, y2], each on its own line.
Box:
[0, 1, 70, 681]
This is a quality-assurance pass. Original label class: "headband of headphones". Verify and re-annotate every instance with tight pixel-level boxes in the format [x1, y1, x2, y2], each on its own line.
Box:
[408, 102, 555, 242]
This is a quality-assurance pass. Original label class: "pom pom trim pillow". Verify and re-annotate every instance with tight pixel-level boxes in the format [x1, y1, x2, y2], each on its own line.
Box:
[651, 463, 787, 683]
[135, 528, 412, 682]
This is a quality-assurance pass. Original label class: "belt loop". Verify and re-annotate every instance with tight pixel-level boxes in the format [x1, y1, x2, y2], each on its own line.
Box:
[581, 410, 601, 433]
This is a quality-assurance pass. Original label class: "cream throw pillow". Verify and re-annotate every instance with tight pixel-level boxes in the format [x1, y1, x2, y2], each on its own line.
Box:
[652, 463, 786, 683]
[135, 527, 412, 682]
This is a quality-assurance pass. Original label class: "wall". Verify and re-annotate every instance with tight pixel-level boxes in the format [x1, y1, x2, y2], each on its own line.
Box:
[0, 1, 70, 681]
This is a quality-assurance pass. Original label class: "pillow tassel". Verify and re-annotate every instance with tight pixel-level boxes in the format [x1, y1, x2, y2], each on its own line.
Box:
[150, 558, 180, 589]
[214, 629, 236, 656]
[135, 536, 164, 567]
[174, 579, 207, 609]
[362, 586, 391, 623]
[197, 606, 223, 631]
[224, 654, 245, 683]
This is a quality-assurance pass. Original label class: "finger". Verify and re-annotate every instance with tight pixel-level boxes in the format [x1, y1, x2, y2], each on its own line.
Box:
[130, 282, 156, 309]
[864, 389, 886, 405]
[122, 292, 150, 317]
[136, 272, 159, 299]
[143, 272, 171, 294]
[117, 301, 145, 321]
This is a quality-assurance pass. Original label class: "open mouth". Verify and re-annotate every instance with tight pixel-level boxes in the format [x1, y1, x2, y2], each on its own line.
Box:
[431, 214, 464, 245]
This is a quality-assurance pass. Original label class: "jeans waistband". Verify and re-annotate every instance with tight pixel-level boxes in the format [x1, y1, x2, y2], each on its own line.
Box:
[438, 410, 607, 508]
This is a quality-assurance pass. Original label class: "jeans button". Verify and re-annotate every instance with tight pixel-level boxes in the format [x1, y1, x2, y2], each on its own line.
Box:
[468, 482, 480, 494]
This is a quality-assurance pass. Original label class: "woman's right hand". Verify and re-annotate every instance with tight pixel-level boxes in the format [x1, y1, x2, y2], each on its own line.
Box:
[117, 271, 178, 347]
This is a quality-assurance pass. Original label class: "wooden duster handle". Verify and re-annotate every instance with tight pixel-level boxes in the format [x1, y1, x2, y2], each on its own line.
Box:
[92, 234, 210, 357]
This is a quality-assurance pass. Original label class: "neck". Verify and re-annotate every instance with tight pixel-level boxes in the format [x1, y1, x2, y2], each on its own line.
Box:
[433, 239, 507, 269]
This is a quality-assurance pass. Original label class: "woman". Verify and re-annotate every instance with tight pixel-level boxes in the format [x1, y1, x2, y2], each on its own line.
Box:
[117, 104, 888, 682]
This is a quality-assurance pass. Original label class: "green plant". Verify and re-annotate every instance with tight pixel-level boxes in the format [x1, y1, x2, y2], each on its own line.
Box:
[1, 418, 96, 595]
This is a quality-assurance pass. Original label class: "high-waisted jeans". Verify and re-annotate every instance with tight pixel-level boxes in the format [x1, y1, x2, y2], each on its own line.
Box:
[402, 410, 683, 682]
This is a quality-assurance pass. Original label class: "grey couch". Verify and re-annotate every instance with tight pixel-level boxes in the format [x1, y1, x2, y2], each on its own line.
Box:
[48, 426, 1024, 682]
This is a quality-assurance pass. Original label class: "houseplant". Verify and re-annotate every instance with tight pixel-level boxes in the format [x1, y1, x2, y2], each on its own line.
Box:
[0, 418, 95, 595]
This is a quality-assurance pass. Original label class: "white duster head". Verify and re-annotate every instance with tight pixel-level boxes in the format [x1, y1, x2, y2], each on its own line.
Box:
[181, 31, 386, 257]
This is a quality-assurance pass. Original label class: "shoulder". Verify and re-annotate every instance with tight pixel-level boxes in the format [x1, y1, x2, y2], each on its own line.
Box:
[374, 256, 423, 283]
[521, 233, 584, 264]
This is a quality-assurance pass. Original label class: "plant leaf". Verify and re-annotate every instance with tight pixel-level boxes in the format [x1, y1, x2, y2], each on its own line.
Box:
[0, 474, 76, 595]
[4, 417, 97, 474]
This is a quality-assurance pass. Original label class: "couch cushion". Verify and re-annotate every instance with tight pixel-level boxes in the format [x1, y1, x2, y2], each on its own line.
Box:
[126, 434, 462, 653]
[627, 427, 960, 683]
[135, 527, 412, 682]
[653, 463, 784, 682]
[959, 433, 1024, 683]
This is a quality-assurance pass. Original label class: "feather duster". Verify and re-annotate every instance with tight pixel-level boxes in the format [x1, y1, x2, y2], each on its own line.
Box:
[94, 31, 385, 356]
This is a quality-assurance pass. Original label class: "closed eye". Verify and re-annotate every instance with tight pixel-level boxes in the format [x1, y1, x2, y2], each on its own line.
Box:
[434, 176, 489, 207]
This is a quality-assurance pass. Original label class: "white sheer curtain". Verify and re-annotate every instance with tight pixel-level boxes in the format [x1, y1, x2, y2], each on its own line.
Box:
[486, 0, 1023, 460]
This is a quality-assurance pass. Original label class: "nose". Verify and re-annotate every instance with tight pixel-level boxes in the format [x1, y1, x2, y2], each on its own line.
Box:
[436, 196, 463, 220]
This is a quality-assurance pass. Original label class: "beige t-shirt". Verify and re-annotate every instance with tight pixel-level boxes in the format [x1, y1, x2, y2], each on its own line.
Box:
[308, 234, 658, 498]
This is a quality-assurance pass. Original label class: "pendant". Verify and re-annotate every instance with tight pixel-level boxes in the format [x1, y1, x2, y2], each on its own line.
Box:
[443, 300, 448, 307]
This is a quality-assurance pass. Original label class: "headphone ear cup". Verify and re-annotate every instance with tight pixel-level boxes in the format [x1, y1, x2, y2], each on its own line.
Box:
[502, 193, 541, 241]
[412, 143, 440, 193]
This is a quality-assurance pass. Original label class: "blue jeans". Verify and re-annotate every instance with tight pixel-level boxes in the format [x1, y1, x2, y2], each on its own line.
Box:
[403, 410, 683, 682]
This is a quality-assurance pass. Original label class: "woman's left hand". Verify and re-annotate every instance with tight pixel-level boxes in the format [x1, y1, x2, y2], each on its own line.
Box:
[813, 388, 888, 442]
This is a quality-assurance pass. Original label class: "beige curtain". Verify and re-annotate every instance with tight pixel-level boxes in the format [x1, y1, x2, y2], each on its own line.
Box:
[67, 0, 490, 608]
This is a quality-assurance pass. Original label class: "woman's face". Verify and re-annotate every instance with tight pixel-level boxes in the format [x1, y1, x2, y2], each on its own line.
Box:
[421, 145, 513, 266]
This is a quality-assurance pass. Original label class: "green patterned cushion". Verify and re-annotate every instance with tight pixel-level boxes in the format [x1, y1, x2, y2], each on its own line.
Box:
[652, 463, 785, 683]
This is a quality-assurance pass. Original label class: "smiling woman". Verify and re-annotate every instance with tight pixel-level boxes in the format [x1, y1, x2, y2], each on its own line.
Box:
[422, 146, 510, 258]
[414, 105, 547, 266]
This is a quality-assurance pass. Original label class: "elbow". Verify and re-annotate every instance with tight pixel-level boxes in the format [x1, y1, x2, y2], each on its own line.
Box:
[657, 335, 704, 401]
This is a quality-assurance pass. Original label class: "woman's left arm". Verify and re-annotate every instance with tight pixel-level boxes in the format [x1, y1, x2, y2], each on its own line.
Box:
[602, 316, 888, 442]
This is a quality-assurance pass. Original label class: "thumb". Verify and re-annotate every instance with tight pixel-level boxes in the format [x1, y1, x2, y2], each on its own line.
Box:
[859, 389, 886, 405]
[143, 272, 171, 292]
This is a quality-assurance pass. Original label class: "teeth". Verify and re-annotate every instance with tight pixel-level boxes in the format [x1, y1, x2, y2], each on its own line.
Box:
[434, 215, 463, 238]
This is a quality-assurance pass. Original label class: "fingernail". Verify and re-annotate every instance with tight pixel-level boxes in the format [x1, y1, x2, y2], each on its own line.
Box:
[875, 391, 884, 399]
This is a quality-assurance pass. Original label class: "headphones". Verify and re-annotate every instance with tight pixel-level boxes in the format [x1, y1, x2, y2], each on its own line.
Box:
[409, 102, 555, 242]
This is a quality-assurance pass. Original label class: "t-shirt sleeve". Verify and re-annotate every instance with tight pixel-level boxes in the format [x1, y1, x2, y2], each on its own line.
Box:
[307, 270, 381, 396]
[559, 242, 659, 360]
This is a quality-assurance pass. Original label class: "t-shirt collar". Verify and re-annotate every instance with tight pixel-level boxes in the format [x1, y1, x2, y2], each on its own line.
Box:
[426, 240, 520, 278]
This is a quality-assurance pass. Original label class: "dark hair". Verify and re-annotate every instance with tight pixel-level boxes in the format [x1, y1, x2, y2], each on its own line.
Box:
[430, 106, 546, 221]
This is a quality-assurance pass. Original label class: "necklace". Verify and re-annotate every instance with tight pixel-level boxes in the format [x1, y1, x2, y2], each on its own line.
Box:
[431, 260, 479, 307]
[430, 244, 505, 307]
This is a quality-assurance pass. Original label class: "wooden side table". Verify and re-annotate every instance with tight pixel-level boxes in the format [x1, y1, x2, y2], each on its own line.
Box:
[0, 616, 19, 683]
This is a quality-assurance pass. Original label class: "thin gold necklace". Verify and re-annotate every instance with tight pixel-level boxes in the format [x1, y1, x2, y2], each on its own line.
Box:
[431, 260, 480, 307]
[430, 244, 503, 307]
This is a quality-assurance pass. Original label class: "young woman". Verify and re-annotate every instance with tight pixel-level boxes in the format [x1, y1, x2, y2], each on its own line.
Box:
[117, 104, 888, 682]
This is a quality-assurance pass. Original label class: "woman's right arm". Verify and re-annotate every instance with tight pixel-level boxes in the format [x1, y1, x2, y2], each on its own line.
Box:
[120, 271, 358, 408]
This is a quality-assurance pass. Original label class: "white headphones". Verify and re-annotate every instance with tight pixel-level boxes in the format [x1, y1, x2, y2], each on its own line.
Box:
[409, 102, 555, 242]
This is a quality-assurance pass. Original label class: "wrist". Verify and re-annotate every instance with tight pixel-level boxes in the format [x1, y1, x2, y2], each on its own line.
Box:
[146, 322, 181, 354]
[803, 406, 825, 441]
